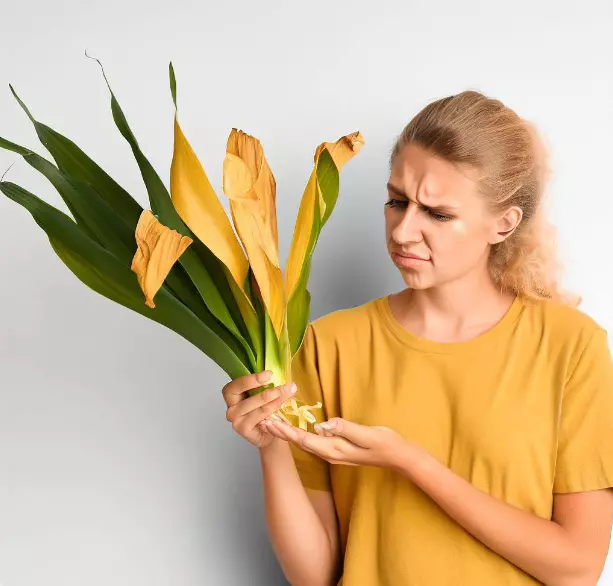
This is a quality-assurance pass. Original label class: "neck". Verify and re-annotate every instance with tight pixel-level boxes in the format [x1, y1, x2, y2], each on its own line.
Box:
[395, 267, 516, 340]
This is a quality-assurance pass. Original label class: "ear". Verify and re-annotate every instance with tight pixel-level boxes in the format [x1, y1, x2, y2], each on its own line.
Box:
[489, 206, 523, 245]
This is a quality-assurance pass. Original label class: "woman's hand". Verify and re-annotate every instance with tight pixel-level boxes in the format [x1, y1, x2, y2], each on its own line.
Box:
[222, 371, 298, 449]
[261, 416, 409, 470]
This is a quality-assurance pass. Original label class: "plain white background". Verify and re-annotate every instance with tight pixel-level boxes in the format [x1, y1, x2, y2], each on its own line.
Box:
[1, 0, 612, 584]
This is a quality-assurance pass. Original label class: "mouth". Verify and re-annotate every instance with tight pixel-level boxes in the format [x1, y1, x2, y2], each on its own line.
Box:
[392, 252, 430, 268]
[395, 252, 429, 261]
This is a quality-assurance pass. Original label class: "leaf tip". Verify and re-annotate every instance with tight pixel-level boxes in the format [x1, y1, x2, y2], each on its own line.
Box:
[169, 62, 177, 108]
[1, 161, 17, 182]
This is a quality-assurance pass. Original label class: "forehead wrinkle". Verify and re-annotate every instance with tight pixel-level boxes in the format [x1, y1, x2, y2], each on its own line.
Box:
[387, 179, 460, 210]
[392, 145, 478, 206]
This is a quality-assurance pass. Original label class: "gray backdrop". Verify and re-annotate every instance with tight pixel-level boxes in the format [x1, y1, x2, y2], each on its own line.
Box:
[1, 0, 612, 584]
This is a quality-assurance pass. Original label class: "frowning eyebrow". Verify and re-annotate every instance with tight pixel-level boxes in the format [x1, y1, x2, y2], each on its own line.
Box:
[386, 182, 460, 213]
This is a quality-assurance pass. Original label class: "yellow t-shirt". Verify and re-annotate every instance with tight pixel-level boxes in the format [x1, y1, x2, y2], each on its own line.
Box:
[288, 293, 613, 585]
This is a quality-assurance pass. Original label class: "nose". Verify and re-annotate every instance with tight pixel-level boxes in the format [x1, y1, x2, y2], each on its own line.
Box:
[390, 204, 424, 245]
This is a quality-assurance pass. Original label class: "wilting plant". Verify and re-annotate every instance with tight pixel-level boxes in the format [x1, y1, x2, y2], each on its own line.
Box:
[0, 55, 364, 429]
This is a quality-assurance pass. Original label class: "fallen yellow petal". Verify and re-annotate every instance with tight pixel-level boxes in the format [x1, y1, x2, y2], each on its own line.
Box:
[223, 128, 286, 338]
[279, 398, 323, 431]
[131, 209, 193, 308]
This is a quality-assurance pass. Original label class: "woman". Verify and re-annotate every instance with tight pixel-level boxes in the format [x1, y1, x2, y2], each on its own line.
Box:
[221, 90, 613, 585]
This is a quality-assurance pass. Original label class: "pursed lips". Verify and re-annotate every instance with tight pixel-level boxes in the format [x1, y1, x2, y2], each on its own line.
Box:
[394, 252, 429, 261]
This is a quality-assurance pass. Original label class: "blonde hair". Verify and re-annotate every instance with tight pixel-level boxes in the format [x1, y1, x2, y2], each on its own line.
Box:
[390, 90, 579, 306]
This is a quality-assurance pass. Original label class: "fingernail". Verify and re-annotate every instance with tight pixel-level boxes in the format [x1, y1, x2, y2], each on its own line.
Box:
[288, 383, 297, 394]
[257, 370, 272, 383]
[320, 421, 334, 430]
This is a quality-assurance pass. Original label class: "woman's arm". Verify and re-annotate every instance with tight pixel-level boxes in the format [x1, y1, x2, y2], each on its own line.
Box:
[269, 412, 613, 585]
[393, 444, 613, 586]
[259, 438, 341, 586]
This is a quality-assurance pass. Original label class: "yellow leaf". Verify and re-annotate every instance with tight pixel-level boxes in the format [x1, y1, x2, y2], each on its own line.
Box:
[285, 131, 365, 301]
[313, 131, 365, 172]
[284, 170, 317, 303]
[313, 130, 365, 222]
[223, 128, 286, 338]
[170, 116, 251, 301]
[131, 209, 193, 308]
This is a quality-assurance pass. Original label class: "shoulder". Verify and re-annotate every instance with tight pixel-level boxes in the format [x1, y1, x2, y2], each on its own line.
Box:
[522, 296, 602, 332]
[520, 295, 607, 357]
[308, 297, 381, 344]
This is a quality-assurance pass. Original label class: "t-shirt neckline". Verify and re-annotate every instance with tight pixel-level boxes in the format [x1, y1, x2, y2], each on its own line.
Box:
[375, 292, 525, 354]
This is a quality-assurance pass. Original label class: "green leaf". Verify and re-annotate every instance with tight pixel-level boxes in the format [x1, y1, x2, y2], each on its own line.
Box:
[8, 84, 143, 232]
[169, 62, 177, 108]
[0, 180, 250, 380]
[247, 268, 267, 372]
[0, 136, 133, 259]
[263, 305, 283, 392]
[0, 134, 253, 369]
[161, 261, 253, 370]
[317, 148, 341, 228]
[85, 53, 258, 371]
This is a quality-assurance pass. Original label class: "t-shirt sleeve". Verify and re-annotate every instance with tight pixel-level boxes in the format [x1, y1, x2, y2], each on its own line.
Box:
[287, 323, 333, 492]
[553, 327, 613, 493]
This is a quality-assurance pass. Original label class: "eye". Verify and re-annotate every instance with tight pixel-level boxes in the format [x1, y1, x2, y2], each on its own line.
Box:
[426, 209, 453, 222]
[384, 198, 407, 209]
[385, 197, 453, 222]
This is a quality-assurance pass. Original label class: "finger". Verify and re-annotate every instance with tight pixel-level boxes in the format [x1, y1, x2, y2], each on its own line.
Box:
[232, 383, 297, 430]
[222, 370, 273, 407]
[267, 420, 307, 447]
[260, 420, 288, 441]
[314, 426, 335, 438]
[233, 382, 296, 419]
[230, 386, 296, 435]
[271, 420, 341, 458]
[317, 418, 372, 448]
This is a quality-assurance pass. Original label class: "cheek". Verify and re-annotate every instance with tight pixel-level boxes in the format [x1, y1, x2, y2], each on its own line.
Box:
[427, 220, 485, 260]
[449, 219, 470, 236]
[427, 220, 469, 252]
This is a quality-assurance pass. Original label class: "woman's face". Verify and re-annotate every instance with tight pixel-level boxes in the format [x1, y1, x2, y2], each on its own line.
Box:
[384, 143, 520, 290]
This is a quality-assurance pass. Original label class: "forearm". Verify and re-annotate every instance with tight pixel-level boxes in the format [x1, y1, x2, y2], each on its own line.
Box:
[393, 444, 592, 586]
[259, 438, 338, 586]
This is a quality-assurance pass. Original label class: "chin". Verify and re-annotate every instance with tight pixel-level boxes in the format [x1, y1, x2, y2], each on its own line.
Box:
[402, 280, 431, 290]
[398, 272, 433, 290]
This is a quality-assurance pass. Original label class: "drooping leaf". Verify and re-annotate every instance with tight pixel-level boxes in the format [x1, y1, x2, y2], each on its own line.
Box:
[170, 116, 251, 300]
[167, 64, 263, 366]
[0, 137, 132, 255]
[8, 84, 143, 231]
[0, 180, 250, 379]
[85, 54, 258, 369]
[222, 128, 286, 340]
[285, 135, 364, 355]
[131, 209, 194, 308]
[286, 172, 322, 356]
[0, 134, 253, 367]
[130, 210, 253, 369]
